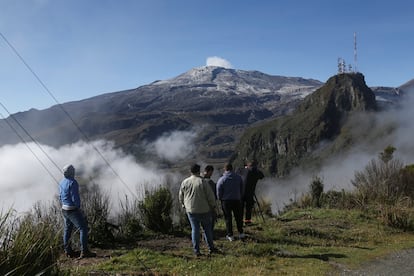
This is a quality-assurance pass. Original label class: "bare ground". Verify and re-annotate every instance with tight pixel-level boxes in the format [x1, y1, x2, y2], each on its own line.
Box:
[334, 248, 414, 276]
[59, 233, 414, 275]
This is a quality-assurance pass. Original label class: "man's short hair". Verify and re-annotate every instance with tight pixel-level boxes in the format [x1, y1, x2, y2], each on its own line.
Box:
[248, 159, 258, 167]
[204, 165, 214, 172]
[224, 163, 233, 171]
[190, 164, 201, 174]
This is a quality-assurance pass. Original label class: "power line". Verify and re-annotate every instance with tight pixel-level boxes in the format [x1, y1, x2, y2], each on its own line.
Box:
[0, 102, 62, 174]
[0, 109, 59, 183]
[0, 31, 137, 198]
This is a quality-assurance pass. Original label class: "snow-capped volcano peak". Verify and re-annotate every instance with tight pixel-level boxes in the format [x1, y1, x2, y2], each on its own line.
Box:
[152, 66, 322, 97]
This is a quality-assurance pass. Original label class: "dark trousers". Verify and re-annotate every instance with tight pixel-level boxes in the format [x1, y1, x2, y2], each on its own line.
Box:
[243, 194, 255, 221]
[221, 200, 243, 236]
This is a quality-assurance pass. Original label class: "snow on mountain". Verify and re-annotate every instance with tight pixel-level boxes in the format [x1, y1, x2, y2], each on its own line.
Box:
[152, 66, 323, 97]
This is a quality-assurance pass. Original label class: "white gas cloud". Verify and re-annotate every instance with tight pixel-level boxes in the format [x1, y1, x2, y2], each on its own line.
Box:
[206, 56, 233, 69]
[0, 140, 180, 214]
[148, 130, 198, 162]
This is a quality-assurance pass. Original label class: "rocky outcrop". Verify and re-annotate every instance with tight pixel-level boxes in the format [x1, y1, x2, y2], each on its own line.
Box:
[231, 73, 377, 176]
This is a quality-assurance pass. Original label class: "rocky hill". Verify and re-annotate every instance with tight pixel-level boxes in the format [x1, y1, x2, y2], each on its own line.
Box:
[231, 73, 378, 176]
[1, 65, 410, 172]
[0, 67, 322, 166]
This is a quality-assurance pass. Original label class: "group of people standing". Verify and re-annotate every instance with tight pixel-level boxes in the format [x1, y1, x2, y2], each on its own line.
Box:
[58, 160, 263, 259]
[179, 161, 264, 256]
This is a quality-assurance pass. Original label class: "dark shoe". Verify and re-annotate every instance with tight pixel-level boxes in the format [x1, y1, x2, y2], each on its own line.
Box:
[65, 251, 77, 258]
[78, 250, 97, 259]
[194, 252, 203, 258]
[209, 247, 222, 255]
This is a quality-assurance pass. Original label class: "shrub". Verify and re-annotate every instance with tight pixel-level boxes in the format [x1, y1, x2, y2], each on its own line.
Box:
[116, 195, 143, 242]
[139, 187, 173, 234]
[31, 200, 63, 233]
[399, 164, 414, 198]
[310, 176, 324, 208]
[255, 196, 273, 217]
[281, 193, 313, 212]
[0, 208, 61, 275]
[320, 190, 359, 209]
[81, 182, 114, 248]
[379, 145, 396, 163]
[376, 197, 414, 231]
[352, 147, 404, 204]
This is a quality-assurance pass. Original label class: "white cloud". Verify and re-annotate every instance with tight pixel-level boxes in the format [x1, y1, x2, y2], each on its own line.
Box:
[206, 56, 233, 69]
[0, 140, 179, 214]
[149, 130, 198, 162]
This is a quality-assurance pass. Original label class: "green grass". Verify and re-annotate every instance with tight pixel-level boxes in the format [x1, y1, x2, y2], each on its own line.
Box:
[0, 209, 61, 276]
[61, 208, 414, 275]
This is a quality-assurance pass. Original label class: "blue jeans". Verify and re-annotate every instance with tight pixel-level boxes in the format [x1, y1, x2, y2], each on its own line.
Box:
[186, 212, 214, 254]
[62, 209, 89, 252]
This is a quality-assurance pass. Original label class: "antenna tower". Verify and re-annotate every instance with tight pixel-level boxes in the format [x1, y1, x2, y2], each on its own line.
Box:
[354, 32, 358, 72]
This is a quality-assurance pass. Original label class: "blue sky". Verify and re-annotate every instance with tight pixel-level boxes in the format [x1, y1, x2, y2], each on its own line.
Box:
[1, 0, 413, 113]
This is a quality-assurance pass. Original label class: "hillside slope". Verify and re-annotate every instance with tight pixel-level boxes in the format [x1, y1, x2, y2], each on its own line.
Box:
[0, 67, 322, 165]
[231, 73, 377, 176]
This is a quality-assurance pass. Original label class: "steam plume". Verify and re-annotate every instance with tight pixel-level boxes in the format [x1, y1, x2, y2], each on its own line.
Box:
[206, 56, 233, 69]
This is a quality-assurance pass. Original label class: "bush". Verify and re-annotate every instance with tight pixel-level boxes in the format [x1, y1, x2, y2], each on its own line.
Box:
[139, 187, 173, 234]
[0, 208, 61, 275]
[399, 164, 414, 198]
[376, 197, 414, 231]
[281, 193, 313, 212]
[320, 190, 359, 209]
[81, 182, 114, 248]
[116, 195, 143, 242]
[310, 176, 324, 207]
[255, 196, 273, 217]
[352, 147, 404, 204]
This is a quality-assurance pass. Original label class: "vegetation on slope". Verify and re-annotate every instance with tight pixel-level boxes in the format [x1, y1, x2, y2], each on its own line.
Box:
[2, 146, 414, 275]
[231, 73, 377, 176]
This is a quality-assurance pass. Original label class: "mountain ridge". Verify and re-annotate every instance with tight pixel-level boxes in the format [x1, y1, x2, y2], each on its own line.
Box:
[0, 67, 323, 166]
[0, 67, 411, 172]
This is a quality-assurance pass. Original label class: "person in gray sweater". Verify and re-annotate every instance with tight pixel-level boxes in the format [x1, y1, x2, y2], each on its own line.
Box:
[216, 163, 245, 241]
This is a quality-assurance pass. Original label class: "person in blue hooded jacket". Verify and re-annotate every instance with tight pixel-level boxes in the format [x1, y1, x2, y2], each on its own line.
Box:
[216, 163, 245, 241]
[59, 164, 95, 259]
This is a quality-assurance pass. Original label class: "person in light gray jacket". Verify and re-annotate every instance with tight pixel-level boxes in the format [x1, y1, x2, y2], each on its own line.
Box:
[179, 164, 218, 256]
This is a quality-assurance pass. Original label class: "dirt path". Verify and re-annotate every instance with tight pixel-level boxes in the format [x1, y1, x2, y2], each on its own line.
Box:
[334, 248, 414, 275]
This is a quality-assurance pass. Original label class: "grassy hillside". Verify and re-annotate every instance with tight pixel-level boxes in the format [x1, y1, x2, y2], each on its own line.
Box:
[3, 147, 414, 275]
[59, 208, 414, 275]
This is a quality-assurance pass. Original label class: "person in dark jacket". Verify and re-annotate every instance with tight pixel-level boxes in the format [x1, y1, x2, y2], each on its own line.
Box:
[216, 163, 245, 241]
[59, 164, 95, 259]
[241, 160, 264, 225]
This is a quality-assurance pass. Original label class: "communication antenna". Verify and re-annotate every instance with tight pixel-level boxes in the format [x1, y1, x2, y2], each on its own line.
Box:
[354, 32, 358, 72]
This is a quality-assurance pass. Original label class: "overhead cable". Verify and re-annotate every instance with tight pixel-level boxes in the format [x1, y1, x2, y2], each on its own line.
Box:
[0, 31, 136, 197]
[0, 109, 59, 183]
